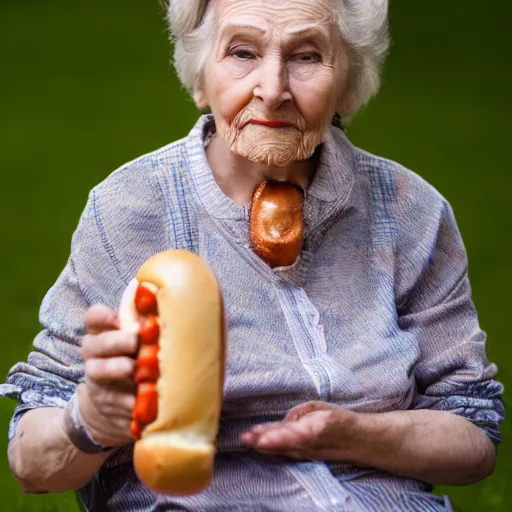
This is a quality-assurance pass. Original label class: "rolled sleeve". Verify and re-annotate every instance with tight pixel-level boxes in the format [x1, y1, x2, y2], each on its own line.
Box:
[0, 190, 126, 441]
[396, 198, 505, 443]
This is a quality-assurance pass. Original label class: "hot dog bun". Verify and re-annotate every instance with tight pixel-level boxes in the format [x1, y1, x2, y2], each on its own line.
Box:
[119, 250, 226, 495]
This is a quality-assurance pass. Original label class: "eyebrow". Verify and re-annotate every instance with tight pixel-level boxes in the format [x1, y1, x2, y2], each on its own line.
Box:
[283, 25, 331, 45]
[219, 20, 268, 37]
[217, 19, 333, 52]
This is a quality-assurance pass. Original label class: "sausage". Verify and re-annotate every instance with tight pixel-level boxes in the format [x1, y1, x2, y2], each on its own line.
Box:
[249, 180, 305, 267]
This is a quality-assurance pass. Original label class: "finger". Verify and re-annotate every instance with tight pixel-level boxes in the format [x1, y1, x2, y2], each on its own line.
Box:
[85, 304, 120, 335]
[256, 421, 316, 450]
[85, 357, 136, 382]
[241, 432, 257, 446]
[81, 330, 138, 360]
[86, 377, 136, 397]
[284, 401, 327, 422]
[241, 422, 284, 447]
[257, 426, 301, 449]
[249, 422, 283, 436]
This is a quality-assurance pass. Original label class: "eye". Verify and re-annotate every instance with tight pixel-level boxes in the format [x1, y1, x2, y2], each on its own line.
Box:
[231, 50, 256, 60]
[293, 52, 322, 63]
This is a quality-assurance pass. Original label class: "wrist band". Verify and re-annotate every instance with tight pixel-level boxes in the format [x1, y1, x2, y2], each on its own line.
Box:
[62, 392, 113, 454]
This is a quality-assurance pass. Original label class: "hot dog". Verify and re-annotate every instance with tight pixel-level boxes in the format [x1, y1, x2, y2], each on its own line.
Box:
[118, 250, 226, 496]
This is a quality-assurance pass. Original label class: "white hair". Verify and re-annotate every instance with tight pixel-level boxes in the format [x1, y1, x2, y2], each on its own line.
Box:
[165, 0, 389, 121]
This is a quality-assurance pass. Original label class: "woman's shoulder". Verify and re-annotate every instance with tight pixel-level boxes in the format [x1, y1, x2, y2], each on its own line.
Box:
[92, 136, 190, 200]
[87, 135, 195, 233]
[351, 145, 453, 225]
[347, 144, 466, 268]
[76, 136, 194, 283]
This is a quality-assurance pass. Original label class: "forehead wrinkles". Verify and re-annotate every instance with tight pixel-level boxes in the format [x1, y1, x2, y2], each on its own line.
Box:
[215, 0, 336, 31]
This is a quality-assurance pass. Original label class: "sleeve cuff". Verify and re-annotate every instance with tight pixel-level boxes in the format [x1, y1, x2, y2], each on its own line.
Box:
[413, 380, 505, 444]
[62, 392, 114, 454]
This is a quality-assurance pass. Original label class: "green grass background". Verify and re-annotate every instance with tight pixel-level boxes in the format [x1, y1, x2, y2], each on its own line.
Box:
[0, 0, 510, 510]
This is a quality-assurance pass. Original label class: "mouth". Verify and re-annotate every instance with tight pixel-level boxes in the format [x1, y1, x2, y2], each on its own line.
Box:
[240, 119, 296, 129]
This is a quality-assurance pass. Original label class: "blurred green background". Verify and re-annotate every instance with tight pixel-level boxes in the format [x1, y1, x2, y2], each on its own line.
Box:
[0, 0, 510, 510]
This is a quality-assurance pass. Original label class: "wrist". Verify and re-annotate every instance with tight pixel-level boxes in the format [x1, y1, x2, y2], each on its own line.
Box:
[61, 392, 114, 454]
[347, 411, 408, 467]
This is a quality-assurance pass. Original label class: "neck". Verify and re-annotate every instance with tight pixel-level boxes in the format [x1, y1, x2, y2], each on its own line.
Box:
[206, 133, 317, 206]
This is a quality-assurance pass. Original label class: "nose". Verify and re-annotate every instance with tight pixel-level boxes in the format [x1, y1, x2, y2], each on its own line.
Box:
[253, 56, 292, 111]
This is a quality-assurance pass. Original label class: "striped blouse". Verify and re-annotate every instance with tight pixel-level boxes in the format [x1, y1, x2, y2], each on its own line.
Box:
[0, 115, 504, 511]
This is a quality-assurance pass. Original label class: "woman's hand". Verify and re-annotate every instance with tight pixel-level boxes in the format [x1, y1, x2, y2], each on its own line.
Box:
[76, 304, 138, 448]
[241, 401, 361, 461]
[242, 401, 496, 485]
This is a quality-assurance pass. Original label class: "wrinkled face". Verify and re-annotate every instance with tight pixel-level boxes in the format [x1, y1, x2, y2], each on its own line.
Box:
[200, 0, 349, 167]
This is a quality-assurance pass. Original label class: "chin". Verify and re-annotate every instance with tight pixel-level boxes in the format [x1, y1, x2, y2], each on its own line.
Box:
[230, 129, 323, 168]
[243, 147, 298, 168]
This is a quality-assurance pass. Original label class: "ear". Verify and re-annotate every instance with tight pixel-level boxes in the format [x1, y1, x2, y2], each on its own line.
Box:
[193, 89, 208, 110]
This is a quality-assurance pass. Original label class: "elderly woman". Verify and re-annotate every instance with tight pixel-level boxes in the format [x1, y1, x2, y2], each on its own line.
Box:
[1, 0, 504, 511]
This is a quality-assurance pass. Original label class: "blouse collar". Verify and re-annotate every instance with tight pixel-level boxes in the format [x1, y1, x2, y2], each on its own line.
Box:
[185, 114, 356, 223]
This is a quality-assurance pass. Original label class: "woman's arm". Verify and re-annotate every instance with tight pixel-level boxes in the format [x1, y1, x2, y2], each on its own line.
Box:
[8, 407, 111, 493]
[243, 401, 496, 486]
[245, 199, 503, 484]
[1, 189, 140, 494]
[8, 305, 138, 494]
[351, 408, 496, 485]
